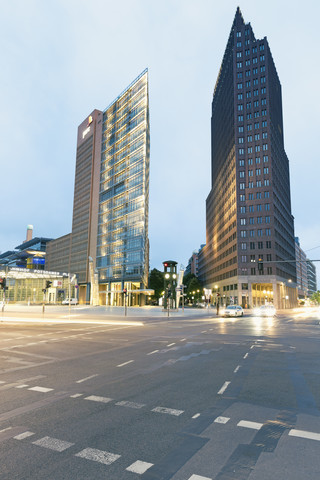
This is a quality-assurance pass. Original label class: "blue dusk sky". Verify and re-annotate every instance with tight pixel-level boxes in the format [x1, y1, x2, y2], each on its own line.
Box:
[0, 0, 319, 284]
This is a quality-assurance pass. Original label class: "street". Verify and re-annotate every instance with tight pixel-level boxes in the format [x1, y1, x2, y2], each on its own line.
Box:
[0, 306, 320, 479]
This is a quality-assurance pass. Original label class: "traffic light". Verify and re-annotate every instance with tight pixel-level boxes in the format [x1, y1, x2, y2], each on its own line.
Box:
[258, 258, 263, 272]
[0, 278, 4, 289]
[46, 280, 52, 289]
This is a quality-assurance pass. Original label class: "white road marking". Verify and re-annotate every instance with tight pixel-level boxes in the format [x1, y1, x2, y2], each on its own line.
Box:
[217, 381, 230, 394]
[117, 360, 134, 367]
[75, 447, 120, 465]
[237, 420, 263, 430]
[214, 416, 230, 424]
[28, 386, 54, 393]
[233, 365, 241, 373]
[14, 431, 35, 440]
[147, 350, 159, 355]
[0, 427, 12, 433]
[289, 429, 320, 442]
[32, 436, 74, 452]
[180, 338, 187, 341]
[166, 343, 176, 347]
[76, 374, 99, 383]
[0, 381, 5, 384]
[152, 406, 184, 416]
[85, 395, 112, 403]
[116, 400, 145, 409]
[70, 393, 83, 398]
[192, 413, 201, 419]
[126, 460, 154, 474]
[243, 353, 249, 359]
[188, 475, 212, 480]
[201, 331, 207, 333]
[15, 384, 29, 389]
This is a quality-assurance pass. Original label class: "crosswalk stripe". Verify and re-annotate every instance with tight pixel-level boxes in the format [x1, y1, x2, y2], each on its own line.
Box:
[75, 447, 120, 465]
[84, 395, 112, 404]
[126, 460, 154, 474]
[32, 436, 74, 452]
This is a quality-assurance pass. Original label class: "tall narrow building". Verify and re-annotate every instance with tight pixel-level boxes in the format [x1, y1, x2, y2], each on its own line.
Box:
[199, 8, 297, 309]
[47, 69, 150, 305]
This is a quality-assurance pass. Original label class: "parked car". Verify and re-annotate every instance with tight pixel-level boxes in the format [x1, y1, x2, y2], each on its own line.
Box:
[62, 298, 78, 305]
[221, 305, 244, 317]
[253, 305, 276, 317]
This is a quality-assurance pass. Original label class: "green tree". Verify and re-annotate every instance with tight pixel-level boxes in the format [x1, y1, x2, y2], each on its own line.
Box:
[311, 291, 320, 305]
[183, 274, 203, 304]
[148, 268, 164, 303]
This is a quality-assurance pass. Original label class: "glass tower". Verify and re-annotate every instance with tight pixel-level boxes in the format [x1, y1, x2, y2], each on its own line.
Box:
[97, 69, 150, 305]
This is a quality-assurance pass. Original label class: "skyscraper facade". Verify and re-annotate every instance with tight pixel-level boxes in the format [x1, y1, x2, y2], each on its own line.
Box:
[46, 70, 150, 305]
[198, 8, 297, 309]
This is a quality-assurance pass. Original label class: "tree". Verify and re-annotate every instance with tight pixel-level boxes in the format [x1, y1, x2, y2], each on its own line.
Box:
[148, 268, 164, 303]
[311, 291, 320, 305]
[183, 273, 203, 304]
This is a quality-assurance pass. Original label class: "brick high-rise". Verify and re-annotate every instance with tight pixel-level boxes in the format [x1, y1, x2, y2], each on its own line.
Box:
[199, 8, 297, 309]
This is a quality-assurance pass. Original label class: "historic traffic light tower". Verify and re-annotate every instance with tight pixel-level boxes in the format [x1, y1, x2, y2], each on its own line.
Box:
[163, 260, 178, 309]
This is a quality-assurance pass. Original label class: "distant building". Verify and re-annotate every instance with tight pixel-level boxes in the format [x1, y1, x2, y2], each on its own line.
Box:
[185, 245, 205, 277]
[46, 70, 150, 306]
[198, 8, 297, 309]
[295, 237, 308, 299]
[0, 226, 52, 270]
[306, 259, 317, 296]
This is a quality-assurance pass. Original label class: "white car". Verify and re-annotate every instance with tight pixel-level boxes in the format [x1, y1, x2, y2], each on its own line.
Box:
[62, 298, 78, 305]
[253, 305, 276, 317]
[222, 305, 244, 317]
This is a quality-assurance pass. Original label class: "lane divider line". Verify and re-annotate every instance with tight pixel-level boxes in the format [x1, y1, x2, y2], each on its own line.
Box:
[217, 381, 231, 395]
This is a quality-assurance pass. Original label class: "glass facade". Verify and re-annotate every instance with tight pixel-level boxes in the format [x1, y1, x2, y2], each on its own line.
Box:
[96, 70, 150, 290]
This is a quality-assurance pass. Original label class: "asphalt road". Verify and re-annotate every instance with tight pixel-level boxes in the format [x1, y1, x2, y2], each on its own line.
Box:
[0, 306, 319, 479]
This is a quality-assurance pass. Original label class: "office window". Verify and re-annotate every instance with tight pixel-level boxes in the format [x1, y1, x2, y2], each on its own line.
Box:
[246, 70, 251, 77]
[248, 158, 253, 165]
[248, 170, 253, 177]
[248, 193, 254, 200]
[256, 168, 261, 175]
[256, 192, 262, 199]
[250, 242, 255, 249]
[262, 120, 267, 126]
[253, 67, 258, 74]
[253, 78, 259, 86]
[246, 91, 251, 98]
[260, 65, 266, 72]
[264, 191, 270, 198]
[259, 44, 265, 51]
[247, 124, 252, 131]
[263, 143, 268, 150]
[241, 243, 247, 250]
[237, 62, 242, 68]
[239, 171, 245, 178]
[238, 93, 243, 100]
[249, 217, 254, 224]
[255, 145, 261, 152]
[258, 241, 263, 249]
[266, 241, 271, 248]
[240, 194, 245, 201]
[239, 137, 244, 143]
[257, 216, 263, 224]
[241, 255, 247, 262]
[237, 31, 241, 37]
[240, 206, 246, 213]
[248, 181, 254, 188]
[247, 102, 252, 109]
[261, 76, 266, 83]
[247, 135, 252, 142]
[254, 111, 260, 118]
[238, 115, 244, 122]
[240, 218, 246, 225]
[257, 204, 262, 211]
[237, 72, 243, 78]
[255, 157, 261, 164]
[246, 60, 251, 66]
[263, 155, 268, 162]
[238, 104, 243, 111]
[264, 179, 270, 186]
[265, 203, 270, 211]
[267, 254, 272, 261]
[248, 146, 253, 153]
[237, 51, 242, 58]
[252, 46, 257, 53]
[266, 228, 271, 236]
[245, 49, 250, 56]
[264, 167, 269, 174]
[239, 148, 245, 155]
[254, 100, 259, 107]
[262, 109, 267, 116]
[255, 133, 260, 140]
[238, 126, 244, 133]
[246, 80, 251, 87]
[247, 113, 252, 120]
[267, 267, 272, 274]
[249, 205, 254, 212]
[261, 98, 267, 106]
[239, 183, 245, 190]
[239, 159, 245, 166]
[240, 231, 247, 238]
[237, 82, 243, 89]
[254, 89, 259, 96]
[265, 216, 270, 223]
